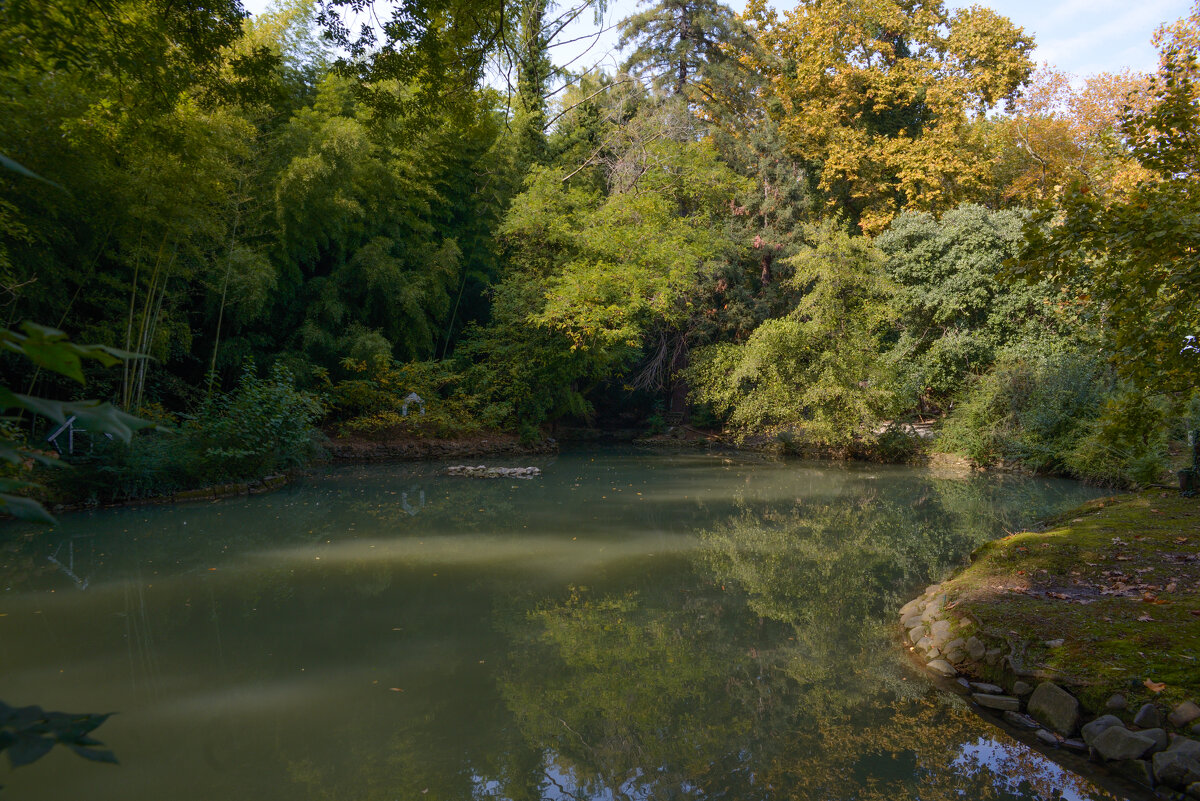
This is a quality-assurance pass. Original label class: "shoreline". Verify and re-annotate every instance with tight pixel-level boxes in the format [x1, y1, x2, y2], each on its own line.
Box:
[36, 427, 1069, 516]
[45, 433, 559, 515]
[898, 492, 1200, 799]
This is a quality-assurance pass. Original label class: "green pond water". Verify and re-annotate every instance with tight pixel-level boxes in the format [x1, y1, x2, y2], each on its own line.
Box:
[0, 448, 1126, 800]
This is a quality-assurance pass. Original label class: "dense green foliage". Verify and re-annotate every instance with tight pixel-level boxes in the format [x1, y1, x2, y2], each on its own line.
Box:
[1017, 6, 1200, 397]
[2, 0, 1197, 503]
[686, 223, 897, 448]
[876, 205, 1066, 408]
[58, 364, 323, 503]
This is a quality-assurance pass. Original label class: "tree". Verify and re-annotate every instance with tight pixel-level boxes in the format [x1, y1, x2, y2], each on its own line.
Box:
[316, 0, 508, 120]
[499, 0, 609, 171]
[747, 0, 1034, 233]
[686, 222, 898, 447]
[983, 66, 1153, 206]
[1016, 1, 1200, 395]
[619, 0, 755, 98]
[510, 0, 555, 168]
[0, 0, 279, 115]
[875, 205, 1066, 407]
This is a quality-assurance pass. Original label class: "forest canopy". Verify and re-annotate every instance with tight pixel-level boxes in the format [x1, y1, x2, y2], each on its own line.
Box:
[3, 0, 1199, 503]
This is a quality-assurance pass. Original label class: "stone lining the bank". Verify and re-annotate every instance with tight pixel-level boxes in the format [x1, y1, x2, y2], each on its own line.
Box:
[900, 582, 1200, 799]
[324, 435, 556, 462]
[50, 473, 293, 512]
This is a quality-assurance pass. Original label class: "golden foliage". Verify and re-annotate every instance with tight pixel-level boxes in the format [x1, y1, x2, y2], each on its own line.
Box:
[986, 66, 1155, 205]
[746, 0, 1034, 232]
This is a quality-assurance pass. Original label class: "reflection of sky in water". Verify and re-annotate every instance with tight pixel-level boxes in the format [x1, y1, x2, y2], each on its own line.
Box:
[953, 737, 1117, 801]
[466, 740, 1119, 801]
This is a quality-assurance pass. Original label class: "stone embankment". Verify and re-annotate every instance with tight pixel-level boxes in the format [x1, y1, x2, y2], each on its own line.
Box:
[52, 473, 292, 512]
[324, 434, 556, 462]
[444, 465, 542, 479]
[901, 583, 1200, 798]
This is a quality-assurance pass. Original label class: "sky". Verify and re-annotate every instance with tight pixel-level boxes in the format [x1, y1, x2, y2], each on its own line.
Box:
[240, 0, 1194, 79]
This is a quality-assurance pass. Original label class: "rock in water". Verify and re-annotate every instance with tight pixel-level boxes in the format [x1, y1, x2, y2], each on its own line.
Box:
[973, 693, 1020, 711]
[1028, 682, 1081, 736]
[926, 659, 956, 677]
[1035, 729, 1060, 746]
[1081, 715, 1125, 747]
[1003, 711, 1040, 729]
[445, 465, 542, 479]
[1153, 738, 1200, 788]
[1091, 726, 1156, 761]
[969, 682, 1004, 695]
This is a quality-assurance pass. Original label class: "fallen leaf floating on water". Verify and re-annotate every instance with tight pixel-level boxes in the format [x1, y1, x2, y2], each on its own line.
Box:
[1145, 679, 1167, 693]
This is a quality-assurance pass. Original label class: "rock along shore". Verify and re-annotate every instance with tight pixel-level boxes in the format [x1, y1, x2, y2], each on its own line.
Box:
[900, 579, 1200, 799]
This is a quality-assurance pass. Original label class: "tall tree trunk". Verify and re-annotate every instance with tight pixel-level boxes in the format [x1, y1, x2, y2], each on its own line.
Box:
[675, 10, 690, 95]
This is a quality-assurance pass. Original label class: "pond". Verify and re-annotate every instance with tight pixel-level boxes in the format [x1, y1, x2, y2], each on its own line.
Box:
[1, 448, 1124, 800]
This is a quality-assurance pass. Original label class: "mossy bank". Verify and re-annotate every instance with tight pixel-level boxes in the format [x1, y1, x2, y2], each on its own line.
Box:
[900, 491, 1200, 798]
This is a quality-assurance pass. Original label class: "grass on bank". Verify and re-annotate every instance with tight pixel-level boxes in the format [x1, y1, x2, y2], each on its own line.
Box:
[942, 491, 1200, 713]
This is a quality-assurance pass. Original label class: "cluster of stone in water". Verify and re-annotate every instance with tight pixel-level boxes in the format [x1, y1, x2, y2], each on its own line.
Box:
[900, 584, 1200, 797]
[443, 465, 542, 479]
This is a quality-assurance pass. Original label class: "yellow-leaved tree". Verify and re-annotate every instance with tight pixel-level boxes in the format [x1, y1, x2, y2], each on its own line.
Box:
[746, 0, 1034, 233]
[984, 66, 1154, 206]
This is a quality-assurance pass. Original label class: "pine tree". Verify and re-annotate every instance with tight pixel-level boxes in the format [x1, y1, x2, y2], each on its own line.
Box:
[618, 0, 753, 98]
[512, 0, 554, 169]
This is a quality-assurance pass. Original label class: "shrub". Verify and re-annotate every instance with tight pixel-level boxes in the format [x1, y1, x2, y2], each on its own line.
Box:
[328, 357, 494, 439]
[937, 345, 1174, 486]
[54, 364, 324, 503]
[189, 363, 325, 478]
[685, 222, 899, 447]
[938, 347, 1109, 472]
[1064, 390, 1170, 487]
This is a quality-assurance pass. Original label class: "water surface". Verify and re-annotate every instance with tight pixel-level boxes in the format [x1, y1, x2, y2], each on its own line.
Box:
[1, 448, 1121, 799]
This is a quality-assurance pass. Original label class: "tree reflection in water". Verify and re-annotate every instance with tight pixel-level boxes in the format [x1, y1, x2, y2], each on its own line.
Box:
[489, 489, 1116, 801]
